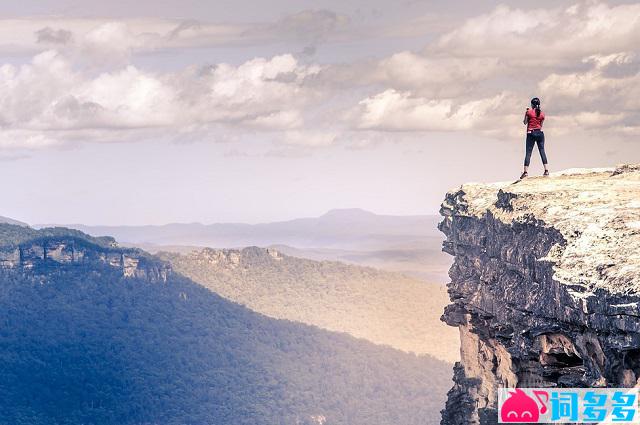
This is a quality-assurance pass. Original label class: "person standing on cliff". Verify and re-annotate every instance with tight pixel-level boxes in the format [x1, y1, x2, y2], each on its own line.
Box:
[520, 97, 549, 179]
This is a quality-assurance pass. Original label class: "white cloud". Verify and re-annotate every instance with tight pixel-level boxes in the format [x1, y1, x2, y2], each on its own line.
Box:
[342, 2, 640, 141]
[371, 52, 502, 97]
[0, 10, 350, 58]
[434, 4, 556, 58]
[1, 2, 639, 157]
[539, 54, 640, 110]
[245, 110, 304, 130]
[434, 2, 640, 62]
[80, 22, 140, 65]
[181, 54, 322, 126]
[355, 89, 507, 132]
[0, 50, 324, 153]
[583, 52, 635, 69]
[0, 50, 79, 127]
[555, 111, 626, 129]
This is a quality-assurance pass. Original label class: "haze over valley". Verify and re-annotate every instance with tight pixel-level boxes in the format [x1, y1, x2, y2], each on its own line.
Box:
[52, 209, 452, 282]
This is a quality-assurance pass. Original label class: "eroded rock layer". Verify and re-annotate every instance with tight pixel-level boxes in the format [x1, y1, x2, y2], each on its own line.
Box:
[0, 225, 171, 282]
[439, 165, 640, 424]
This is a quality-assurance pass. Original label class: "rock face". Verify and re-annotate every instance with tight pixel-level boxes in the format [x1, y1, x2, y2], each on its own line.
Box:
[439, 165, 640, 424]
[0, 225, 171, 282]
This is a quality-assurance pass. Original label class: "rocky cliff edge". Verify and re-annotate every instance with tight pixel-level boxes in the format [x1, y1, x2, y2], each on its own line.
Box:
[438, 164, 640, 424]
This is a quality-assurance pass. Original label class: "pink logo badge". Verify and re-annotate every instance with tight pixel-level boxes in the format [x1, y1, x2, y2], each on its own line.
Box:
[500, 389, 548, 422]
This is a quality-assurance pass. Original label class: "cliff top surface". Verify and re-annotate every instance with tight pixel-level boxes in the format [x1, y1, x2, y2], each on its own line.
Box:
[441, 164, 640, 296]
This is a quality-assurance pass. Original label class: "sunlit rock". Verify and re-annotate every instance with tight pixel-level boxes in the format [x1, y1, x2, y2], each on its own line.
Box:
[439, 164, 640, 424]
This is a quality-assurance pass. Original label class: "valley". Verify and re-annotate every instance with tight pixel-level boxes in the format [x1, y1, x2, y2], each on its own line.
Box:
[160, 246, 459, 363]
[0, 223, 452, 425]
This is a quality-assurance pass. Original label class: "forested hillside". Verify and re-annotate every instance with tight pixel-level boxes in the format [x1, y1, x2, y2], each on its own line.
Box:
[0, 224, 451, 425]
[0, 215, 28, 227]
[160, 247, 459, 363]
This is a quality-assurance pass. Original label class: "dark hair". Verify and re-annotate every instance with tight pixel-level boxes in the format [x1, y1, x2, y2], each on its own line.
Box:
[531, 97, 541, 117]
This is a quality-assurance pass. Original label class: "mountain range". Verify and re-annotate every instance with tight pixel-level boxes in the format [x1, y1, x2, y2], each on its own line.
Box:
[46, 209, 451, 282]
[51, 209, 440, 248]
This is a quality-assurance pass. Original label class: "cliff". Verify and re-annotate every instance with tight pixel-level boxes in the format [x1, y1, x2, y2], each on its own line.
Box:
[438, 164, 640, 424]
[0, 224, 171, 282]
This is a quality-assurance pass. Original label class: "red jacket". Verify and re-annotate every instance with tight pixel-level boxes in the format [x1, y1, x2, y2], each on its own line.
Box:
[525, 108, 545, 131]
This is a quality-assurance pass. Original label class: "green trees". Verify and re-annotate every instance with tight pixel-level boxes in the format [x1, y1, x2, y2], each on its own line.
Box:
[162, 247, 459, 362]
[0, 226, 451, 425]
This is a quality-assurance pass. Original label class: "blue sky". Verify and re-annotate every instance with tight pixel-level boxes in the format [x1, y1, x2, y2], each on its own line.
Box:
[0, 0, 639, 224]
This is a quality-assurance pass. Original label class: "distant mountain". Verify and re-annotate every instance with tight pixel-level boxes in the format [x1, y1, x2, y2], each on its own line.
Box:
[159, 247, 459, 363]
[50, 209, 443, 250]
[0, 224, 451, 425]
[0, 215, 29, 227]
[49, 209, 451, 282]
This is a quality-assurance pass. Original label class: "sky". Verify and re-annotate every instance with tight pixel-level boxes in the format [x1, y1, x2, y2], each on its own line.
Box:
[0, 0, 639, 225]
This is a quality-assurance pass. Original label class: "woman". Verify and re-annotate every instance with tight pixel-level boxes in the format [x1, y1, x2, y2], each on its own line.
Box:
[520, 97, 549, 179]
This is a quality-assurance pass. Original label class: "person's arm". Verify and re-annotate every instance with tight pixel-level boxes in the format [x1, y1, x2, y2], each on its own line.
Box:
[540, 111, 545, 127]
[523, 109, 529, 125]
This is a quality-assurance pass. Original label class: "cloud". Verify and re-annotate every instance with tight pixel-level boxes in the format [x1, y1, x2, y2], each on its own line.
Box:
[244, 110, 304, 130]
[371, 51, 502, 97]
[533, 55, 640, 140]
[0, 50, 324, 154]
[1, 1, 639, 158]
[0, 9, 352, 59]
[264, 9, 349, 42]
[539, 52, 640, 111]
[355, 89, 507, 132]
[180, 54, 322, 126]
[0, 18, 249, 55]
[35, 27, 73, 45]
[434, 2, 640, 63]
[584, 52, 635, 69]
[79, 22, 141, 64]
[0, 50, 78, 127]
[339, 2, 640, 141]
[553, 111, 626, 130]
[434, 4, 555, 57]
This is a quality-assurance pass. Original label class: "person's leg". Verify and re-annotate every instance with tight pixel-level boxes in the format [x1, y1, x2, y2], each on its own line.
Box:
[536, 132, 549, 172]
[523, 133, 535, 173]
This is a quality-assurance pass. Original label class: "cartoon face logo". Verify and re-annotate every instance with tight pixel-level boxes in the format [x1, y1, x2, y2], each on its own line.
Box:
[501, 389, 548, 423]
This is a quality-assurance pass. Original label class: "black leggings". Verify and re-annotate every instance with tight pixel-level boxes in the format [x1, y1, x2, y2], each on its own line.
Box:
[524, 130, 547, 166]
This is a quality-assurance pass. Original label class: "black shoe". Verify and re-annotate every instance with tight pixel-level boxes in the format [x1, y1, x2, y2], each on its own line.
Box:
[519, 172, 528, 180]
[543, 170, 549, 176]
